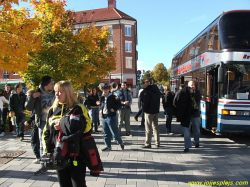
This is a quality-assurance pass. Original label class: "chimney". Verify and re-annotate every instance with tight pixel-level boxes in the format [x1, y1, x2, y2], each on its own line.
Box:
[108, 0, 116, 9]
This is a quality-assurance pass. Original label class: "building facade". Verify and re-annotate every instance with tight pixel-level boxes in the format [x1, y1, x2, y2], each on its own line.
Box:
[0, 0, 138, 92]
[74, 0, 138, 90]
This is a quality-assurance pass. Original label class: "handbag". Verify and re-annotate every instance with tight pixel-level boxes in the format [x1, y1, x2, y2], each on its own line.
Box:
[42, 130, 70, 170]
[41, 153, 70, 170]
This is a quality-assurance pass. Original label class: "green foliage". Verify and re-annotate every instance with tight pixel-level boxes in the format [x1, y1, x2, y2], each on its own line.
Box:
[15, 0, 116, 90]
[152, 63, 169, 85]
[142, 70, 153, 83]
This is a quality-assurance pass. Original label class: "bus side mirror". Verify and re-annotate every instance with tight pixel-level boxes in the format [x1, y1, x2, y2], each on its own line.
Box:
[218, 62, 224, 83]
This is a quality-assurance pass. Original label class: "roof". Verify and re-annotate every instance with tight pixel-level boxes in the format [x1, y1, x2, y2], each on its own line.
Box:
[74, 8, 136, 24]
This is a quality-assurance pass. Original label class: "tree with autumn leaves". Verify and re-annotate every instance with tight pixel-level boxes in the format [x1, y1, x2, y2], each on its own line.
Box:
[152, 63, 170, 85]
[0, 0, 116, 89]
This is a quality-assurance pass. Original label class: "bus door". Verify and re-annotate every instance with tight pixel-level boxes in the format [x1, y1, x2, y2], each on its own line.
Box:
[205, 67, 218, 131]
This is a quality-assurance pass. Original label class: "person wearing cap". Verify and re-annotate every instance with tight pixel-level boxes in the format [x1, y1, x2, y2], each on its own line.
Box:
[25, 75, 55, 176]
[99, 83, 124, 151]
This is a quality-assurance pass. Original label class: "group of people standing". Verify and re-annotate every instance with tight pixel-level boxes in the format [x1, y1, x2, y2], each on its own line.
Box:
[0, 76, 202, 186]
[0, 83, 26, 139]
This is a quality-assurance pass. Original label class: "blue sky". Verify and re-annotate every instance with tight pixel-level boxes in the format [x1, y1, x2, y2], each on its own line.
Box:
[20, 0, 250, 71]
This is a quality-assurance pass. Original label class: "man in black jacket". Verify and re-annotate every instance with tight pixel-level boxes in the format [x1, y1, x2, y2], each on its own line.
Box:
[141, 78, 161, 148]
[100, 83, 124, 151]
[173, 84, 192, 152]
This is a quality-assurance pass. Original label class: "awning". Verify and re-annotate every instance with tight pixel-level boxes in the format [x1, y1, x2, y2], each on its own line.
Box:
[0, 81, 26, 88]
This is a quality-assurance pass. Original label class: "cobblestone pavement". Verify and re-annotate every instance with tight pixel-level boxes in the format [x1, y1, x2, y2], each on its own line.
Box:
[1, 98, 250, 187]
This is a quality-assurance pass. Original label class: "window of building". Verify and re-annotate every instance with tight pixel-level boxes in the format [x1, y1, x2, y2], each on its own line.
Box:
[13, 72, 19, 75]
[108, 41, 113, 48]
[125, 25, 131, 37]
[125, 41, 132, 53]
[109, 26, 113, 41]
[126, 57, 133, 69]
[3, 71, 9, 79]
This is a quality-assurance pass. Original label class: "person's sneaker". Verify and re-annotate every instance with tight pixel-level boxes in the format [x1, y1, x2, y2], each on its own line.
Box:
[33, 159, 40, 164]
[34, 166, 47, 176]
[195, 143, 199, 148]
[134, 116, 138, 121]
[184, 148, 189, 152]
[20, 137, 24, 141]
[11, 131, 16, 135]
[101, 147, 111, 151]
[142, 145, 151, 148]
[120, 144, 124, 150]
[167, 132, 174, 135]
[126, 132, 130, 136]
[0, 132, 5, 137]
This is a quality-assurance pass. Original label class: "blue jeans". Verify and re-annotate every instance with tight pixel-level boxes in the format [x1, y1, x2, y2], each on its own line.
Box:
[90, 108, 99, 131]
[183, 117, 201, 149]
[102, 116, 123, 149]
[190, 117, 201, 145]
[16, 112, 25, 138]
[165, 108, 174, 133]
[183, 126, 192, 149]
[39, 121, 46, 157]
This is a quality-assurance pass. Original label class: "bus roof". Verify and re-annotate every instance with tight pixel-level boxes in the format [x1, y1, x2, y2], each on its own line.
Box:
[173, 10, 250, 60]
[172, 14, 221, 59]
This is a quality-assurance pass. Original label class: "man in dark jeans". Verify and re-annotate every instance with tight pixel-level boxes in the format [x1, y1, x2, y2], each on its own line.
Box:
[25, 89, 40, 164]
[25, 76, 55, 176]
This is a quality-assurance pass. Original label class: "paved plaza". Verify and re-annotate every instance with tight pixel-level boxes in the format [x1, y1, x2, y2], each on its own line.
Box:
[1, 98, 250, 187]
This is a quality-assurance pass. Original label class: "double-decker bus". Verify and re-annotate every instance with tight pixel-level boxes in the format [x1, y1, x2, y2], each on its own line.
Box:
[171, 10, 250, 134]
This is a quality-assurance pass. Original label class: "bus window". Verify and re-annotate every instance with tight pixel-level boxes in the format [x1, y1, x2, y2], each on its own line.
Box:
[208, 25, 220, 50]
[195, 33, 207, 55]
[219, 11, 250, 50]
[206, 73, 211, 99]
[186, 42, 196, 60]
[198, 70, 206, 101]
[222, 64, 250, 100]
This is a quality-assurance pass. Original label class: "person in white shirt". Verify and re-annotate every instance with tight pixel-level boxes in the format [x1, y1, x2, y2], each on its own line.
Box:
[0, 89, 10, 136]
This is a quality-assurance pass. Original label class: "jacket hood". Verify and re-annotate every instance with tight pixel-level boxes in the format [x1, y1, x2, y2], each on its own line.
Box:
[146, 84, 160, 93]
[39, 84, 54, 94]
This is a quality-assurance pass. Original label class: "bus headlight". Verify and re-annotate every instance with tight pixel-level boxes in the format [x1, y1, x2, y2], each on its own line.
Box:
[230, 111, 237, 115]
[222, 110, 250, 116]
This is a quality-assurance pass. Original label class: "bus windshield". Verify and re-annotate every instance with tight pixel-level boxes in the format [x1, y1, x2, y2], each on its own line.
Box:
[221, 64, 250, 100]
[219, 11, 250, 50]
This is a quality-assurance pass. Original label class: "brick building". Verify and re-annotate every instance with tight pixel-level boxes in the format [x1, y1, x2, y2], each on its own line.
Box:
[74, 0, 138, 90]
[0, 71, 25, 88]
[0, 0, 138, 92]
